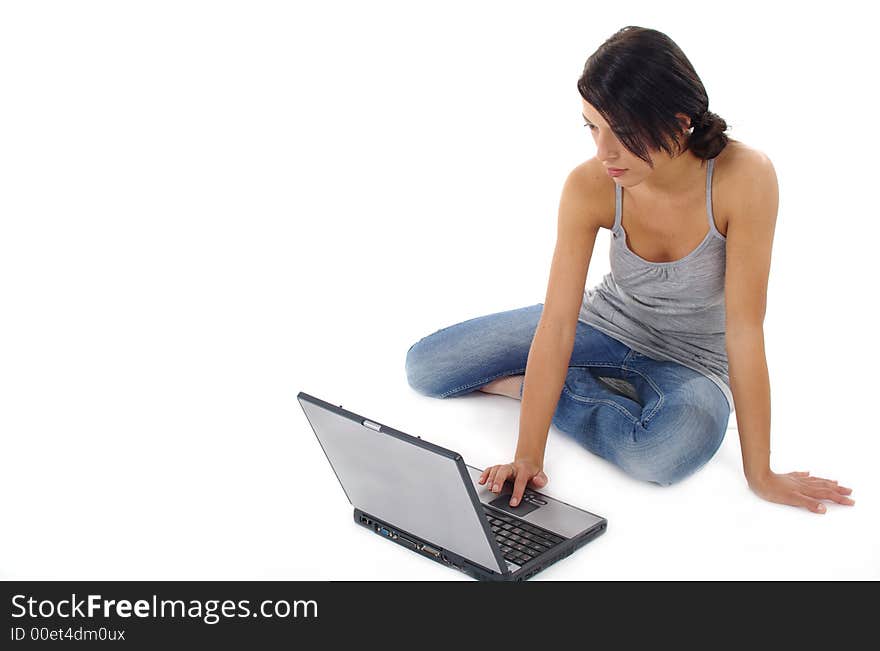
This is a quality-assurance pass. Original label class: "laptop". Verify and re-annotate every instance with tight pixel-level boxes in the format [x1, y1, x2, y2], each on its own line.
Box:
[297, 391, 607, 581]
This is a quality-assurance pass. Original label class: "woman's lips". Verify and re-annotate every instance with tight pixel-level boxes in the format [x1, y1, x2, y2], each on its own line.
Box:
[607, 168, 627, 177]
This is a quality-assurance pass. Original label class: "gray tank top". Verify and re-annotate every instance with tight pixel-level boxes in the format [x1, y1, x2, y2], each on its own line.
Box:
[578, 156, 733, 413]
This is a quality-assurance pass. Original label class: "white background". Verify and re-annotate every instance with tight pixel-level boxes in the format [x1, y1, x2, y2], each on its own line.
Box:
[1, 1, 877, 580]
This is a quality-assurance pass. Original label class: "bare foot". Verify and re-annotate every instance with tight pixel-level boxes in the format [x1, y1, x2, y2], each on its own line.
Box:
[479, 374, 524, 400]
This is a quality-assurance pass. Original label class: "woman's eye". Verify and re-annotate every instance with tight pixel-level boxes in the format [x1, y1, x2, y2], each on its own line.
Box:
[583, 123, 596, 130]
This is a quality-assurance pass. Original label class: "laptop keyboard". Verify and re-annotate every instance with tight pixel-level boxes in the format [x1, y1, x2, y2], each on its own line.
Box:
[482, 504, 565, 566]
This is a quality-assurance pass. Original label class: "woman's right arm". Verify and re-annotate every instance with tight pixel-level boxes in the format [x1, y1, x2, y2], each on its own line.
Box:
[479, 159, 606, 506]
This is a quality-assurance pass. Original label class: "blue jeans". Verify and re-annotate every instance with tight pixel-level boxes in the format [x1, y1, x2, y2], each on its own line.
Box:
[404, 303, 730, 486]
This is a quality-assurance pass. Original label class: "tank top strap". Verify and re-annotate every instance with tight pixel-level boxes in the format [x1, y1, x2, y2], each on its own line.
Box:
[612, 182, 623, 233]
[706, 157, 724, 239]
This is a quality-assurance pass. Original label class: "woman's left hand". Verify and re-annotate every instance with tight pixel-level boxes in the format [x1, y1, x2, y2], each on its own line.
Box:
[749, 470, 855, 514]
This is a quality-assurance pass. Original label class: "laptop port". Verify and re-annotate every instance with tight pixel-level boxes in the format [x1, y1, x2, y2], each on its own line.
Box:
[378, 526, 393, 538]
[442, 555, 462, 570]
[420, 544, 441, 558]
[397, 535, 419, 550]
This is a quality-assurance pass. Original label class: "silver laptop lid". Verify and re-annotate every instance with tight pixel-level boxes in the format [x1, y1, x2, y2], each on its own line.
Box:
[298, 393, 506, 575]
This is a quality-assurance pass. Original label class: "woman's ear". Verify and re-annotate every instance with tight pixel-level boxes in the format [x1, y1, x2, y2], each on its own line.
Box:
[674, 112, 692, 134]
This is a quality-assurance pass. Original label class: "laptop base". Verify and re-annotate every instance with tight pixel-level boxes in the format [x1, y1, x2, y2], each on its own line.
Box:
[354, 508, 607, 582]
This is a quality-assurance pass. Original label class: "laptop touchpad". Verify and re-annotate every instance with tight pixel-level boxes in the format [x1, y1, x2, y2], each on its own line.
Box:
[488, 493, 540, 516]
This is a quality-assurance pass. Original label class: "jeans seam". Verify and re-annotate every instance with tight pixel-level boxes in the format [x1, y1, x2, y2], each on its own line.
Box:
[620, 364, 665, 425]
[440, 368, 527, 398]
[561, 385, 640, 425]
[567, 361, 663, 424]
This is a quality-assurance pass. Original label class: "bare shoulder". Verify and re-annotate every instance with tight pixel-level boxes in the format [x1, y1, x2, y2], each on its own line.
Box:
[563, 156, 617, 231]
[717, 140, 776, 198]
[714, 140, 778, 233]
[719, 137, 772, 170]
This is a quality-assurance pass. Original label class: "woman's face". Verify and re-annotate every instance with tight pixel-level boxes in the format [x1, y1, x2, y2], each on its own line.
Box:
[581, 99, 688, 187]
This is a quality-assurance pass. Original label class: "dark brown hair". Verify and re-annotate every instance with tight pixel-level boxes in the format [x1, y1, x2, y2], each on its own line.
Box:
[577, 26, 730, 167]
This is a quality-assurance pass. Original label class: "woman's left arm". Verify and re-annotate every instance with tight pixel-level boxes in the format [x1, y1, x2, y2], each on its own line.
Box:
[724, 151, 854, 514]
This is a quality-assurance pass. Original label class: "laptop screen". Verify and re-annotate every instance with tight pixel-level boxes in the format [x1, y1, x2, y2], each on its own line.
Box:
[298, 394, 504, 574]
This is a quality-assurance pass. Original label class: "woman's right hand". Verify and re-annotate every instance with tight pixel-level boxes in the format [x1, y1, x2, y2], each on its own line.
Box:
[478, 459, 549, 507]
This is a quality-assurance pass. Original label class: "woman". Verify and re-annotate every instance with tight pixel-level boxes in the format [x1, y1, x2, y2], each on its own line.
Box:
[404, 26, 854, 515]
